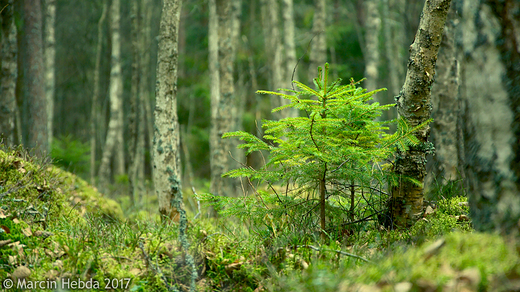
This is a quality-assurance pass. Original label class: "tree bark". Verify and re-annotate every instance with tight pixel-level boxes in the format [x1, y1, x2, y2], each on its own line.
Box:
[461, 0, 520, 236]
[141, 0, 154, 184]
[210, 0, 238, 197]
[23, 0, 48, 155]
[0, 0, 17, 146]
[154, 0, 182, 221]
[425, 5, 460, 188]
[389, 0, 452, 228]
[382, 0, 399, 97]
[282, 0, 298, 118]
[363, 0, 380, 92]
[209, 0, 220, 199]
[44, 0, 56, 149]
[308, 0, 327, 84]
[90, 0, 107, 184]
[99, 0, 124, 189]
[129, 0, 142, 205]
[261, 0, 284, 120]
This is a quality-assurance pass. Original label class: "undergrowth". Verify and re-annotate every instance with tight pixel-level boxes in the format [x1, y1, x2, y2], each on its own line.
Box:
[0, 144, 518, 291]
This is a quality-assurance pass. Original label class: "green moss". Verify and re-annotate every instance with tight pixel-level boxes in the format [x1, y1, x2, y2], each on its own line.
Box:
[268, 232, 519, 291]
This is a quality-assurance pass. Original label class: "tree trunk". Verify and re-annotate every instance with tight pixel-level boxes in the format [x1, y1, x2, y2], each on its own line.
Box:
[99, 0, 124, 189]
[0, 0, 17, 146]
[388, 0, 452, 228]
[23, 0, 48, 155]
[461, 0, 520, 236]
[44, 0, 56, 149]
[129, 0, 141, 205]
[141, 0, 154, 184]
[210, 0, 238, 197]
[154, 0, 182, 221]
[261, 0, 284, 120]
[90, 1, 107, 184]
[425, 5, 460, 187]
[209, 0, 220, 199]
[382, 0, 400, 100]
[282, 0, 298, 117]
[363, 0, 380, 92]
[308, 0, 327, 84]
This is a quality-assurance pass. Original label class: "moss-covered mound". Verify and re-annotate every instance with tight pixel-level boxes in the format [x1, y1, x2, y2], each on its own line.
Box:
[0, 147, 123, 225]
[0, 147, 124, 280]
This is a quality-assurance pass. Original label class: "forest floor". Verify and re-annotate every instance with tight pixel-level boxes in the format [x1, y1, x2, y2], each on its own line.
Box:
[1, 146, 519, 291]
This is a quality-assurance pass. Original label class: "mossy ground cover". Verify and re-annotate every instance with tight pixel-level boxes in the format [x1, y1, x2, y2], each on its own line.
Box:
[1, 146, 519, 291]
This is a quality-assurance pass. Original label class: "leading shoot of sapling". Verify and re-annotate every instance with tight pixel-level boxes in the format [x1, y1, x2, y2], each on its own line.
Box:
[203, 63, 428, 242]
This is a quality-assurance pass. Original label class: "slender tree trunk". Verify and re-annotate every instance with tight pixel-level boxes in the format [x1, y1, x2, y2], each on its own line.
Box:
[210, 0, 238, 197]
[388, 0, 452, 228]
[209, 0, 220, 198]
[0, 0, 17, 146]
[382, 0, 399, 97]
[90, 1, 107, 184]
[136, 0, 149, 202]
[154, 0, 182, 221]
[99, 0, 123, 189]
[461, 0, 520, 236]
[129, 0, 141, 205]
[363, 0, 380, 92]
[23, 0, 48, 155]
[141, 0, 154, 184]
[282, 0, 298, 117]
[426, 5, 460, 186]
[308, 0, 327, 84]
[113, 0, 125, 177]
[155, 4, 197, 286]
[44, 0, 56, 149]
[261, 0, 284, 119]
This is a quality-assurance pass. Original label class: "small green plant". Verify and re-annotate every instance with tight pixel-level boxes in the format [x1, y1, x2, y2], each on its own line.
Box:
[203, 64, 428, 242]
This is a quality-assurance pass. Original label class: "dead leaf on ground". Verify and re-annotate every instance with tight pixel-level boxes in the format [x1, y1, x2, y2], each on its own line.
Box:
[0, 239, 12, 247]
[424, 239, 446, 260]
[394, 282, 413, 292]
[11, 265, 31, 280]
[424, 206, 435, 216]
[22, 227, 32, 237]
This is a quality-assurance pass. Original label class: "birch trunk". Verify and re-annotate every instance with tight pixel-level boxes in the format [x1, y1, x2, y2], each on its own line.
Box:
[460, 0, 520, 236]
[141, 0, 154, 183]
[44, 0, 56, 149]
[363, 0, 380, 92]
[388, 0, 452, 228]
[261, 0, 284, 120]
[282, 0, 298, 117]
[90, 1, 107, 184]
[136, 0, 149, 202]
[129, 0, 141, 205]
[426, 5, 460, 187]
[382, 0, 399, 97]
[210, 0, 238, 197]
[154, 0, 182, 221]
[99, 0, 124, 189]
[209, 0, 220, 197]
[23, 0, 48, 155]
[0, 0, 17, 146]
[308, 0, 327, 84]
